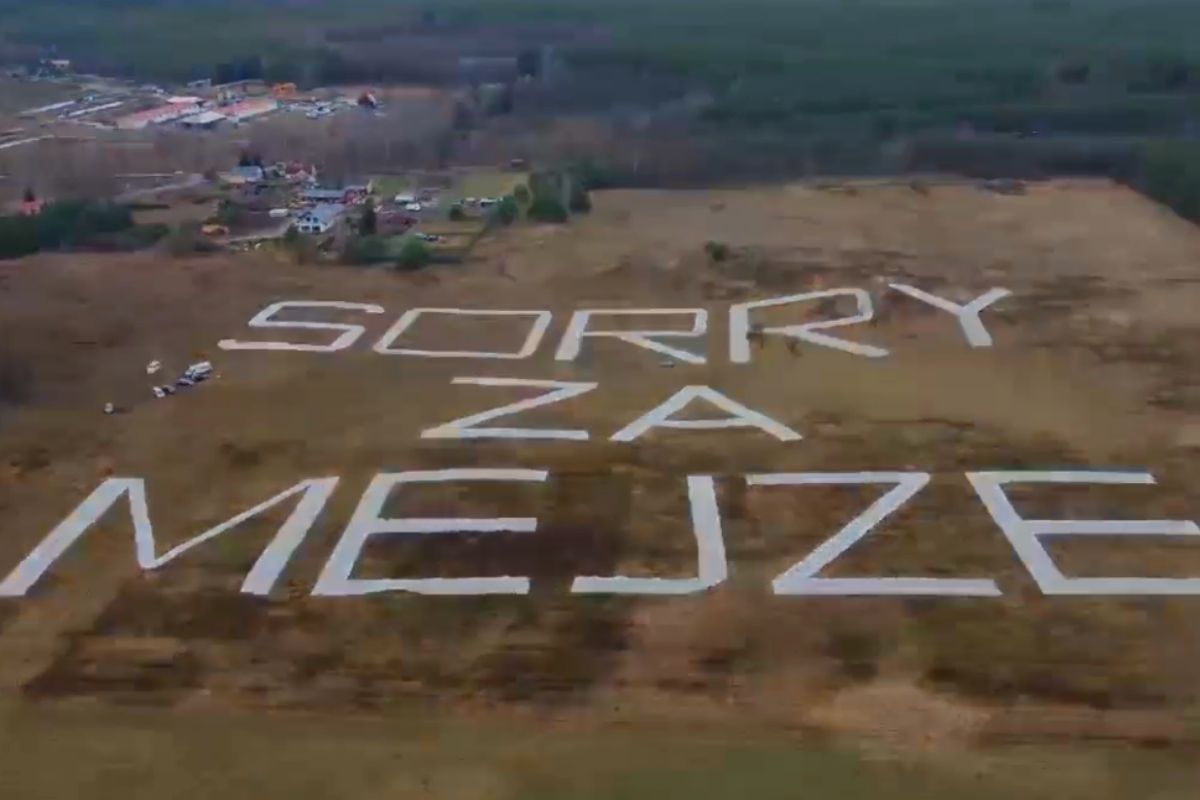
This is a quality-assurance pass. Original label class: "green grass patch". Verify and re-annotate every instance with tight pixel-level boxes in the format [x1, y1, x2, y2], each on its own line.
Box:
[372, 175, 416, 199]
[445, 169, 530, 204]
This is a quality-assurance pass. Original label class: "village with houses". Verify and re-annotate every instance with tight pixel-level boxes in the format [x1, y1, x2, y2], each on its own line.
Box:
[196, 156, 533, 266]
[0, 56, 579, 267]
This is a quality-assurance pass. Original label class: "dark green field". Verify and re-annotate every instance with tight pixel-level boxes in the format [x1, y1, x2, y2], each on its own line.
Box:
[5, 0, 1200, 127]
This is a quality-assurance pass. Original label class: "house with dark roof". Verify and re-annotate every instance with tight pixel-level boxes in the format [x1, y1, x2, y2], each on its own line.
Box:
[301, 188, 350, 204]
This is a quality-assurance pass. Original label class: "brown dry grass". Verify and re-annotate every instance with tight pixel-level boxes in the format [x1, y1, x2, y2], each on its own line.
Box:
[1, 179, 1199, 793]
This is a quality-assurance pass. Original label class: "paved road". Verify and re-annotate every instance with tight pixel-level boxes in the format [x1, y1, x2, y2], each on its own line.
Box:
[114, 173, 207, 203]
[0, 136, 51, 152]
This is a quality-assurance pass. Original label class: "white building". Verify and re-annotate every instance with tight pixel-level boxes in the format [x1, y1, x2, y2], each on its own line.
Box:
[222, 97, 279, 123]
[180, 110, 227, 130]
[295, 204, 344, 234]
[115, 100, 201, 130]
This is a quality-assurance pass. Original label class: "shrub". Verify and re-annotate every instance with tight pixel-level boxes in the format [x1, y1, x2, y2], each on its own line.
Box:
[570, 159, 615, 190]
[494, 195, 519, 225]
[704, 240, 731, 262]
[528, 193, 568, 223]
[1137, 141, 1200, 222]
[37, 201, 133, 248]
[448, 205, 467, 221]
[359, 202, 377, 235]
[396, 238, 432, 270]
[0, 216, 40, 260]
[215, 199, 242, 226]
[568, 183, 592, 213]
[0, 200, 135, 260]
[91, 223, 170, 251]
[342, 235, 390, 265]
[165, 222, 219, 256]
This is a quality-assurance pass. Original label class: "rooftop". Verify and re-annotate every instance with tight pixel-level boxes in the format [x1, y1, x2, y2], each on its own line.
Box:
[226, 165, 265, 180]
[301, 188, 347, 200]
[180, 110, 226, 126]
[299, 204, 344, 224]
[222, 98, 278, 118]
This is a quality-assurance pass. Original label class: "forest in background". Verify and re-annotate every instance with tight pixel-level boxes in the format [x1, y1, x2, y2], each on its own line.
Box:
[2, 0, 1200, 218]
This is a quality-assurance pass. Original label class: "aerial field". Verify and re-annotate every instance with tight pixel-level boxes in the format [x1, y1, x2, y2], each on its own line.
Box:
[0, 179, 1198, 797]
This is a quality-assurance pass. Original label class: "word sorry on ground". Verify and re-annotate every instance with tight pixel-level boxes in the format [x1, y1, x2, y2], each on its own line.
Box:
[218, 285, 1012, 362]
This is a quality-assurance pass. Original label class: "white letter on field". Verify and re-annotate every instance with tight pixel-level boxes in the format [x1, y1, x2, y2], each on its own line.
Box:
[312, 469, 547, 596]
[374, 308, 552, 359]
[421, 377, 596, 441]
[572, 476, 727, 594]
[555, 308, 708, 364]
[610, 385, 800, 442]
[219, 301, 384, 352]
[968, 470, 1200, 595]
[889, 284, 1010, 347]
[0, 478, 339, 597]
[748, 472, 1000, 596]
[730, 290, 887, 361]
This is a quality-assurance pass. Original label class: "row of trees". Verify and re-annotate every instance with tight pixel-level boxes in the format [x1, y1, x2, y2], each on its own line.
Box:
[0, 200, 147, 260]
[1135, 142, 1200, 223]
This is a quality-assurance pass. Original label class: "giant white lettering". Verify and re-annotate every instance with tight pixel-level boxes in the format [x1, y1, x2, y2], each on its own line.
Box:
[967, 470, 1200, 595]
[554, 308, 708, 364]
[0, 478, 339, 597]
[748, 472, 1001, 596]
[311, 469, 547, 596]
[889, 284, 1010, 347]
[729, 290, 888, 361]
[610, 385, 801, 442]
[219, 301, 385, 353]
[421, 377, 596, 441]
[374, 308, 552, 359]
[572, 475, 727, 594]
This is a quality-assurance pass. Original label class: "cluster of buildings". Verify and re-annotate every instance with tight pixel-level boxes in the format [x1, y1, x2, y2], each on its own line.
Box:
[294, 180, 376, 234]
[213, 161, 385, 236]
[14, 67, 369, 137]
[115, 95, 278, 131]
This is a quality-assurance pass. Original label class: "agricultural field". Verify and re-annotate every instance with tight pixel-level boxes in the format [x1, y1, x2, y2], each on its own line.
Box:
[448, 168, 529, 202]
[0, 179, 1199, 796]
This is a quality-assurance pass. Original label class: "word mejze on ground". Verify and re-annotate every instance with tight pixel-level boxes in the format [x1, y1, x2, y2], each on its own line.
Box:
[217, 284, 1012, 362]
[2, 470, 1197, 600]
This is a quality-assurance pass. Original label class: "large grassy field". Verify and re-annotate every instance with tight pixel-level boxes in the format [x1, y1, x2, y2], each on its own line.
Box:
[1, 179, 1200, 795]
[0, 697, 1196, 799]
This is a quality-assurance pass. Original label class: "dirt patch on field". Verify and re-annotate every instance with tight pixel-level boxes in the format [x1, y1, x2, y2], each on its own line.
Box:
[806, 679, 990, 749]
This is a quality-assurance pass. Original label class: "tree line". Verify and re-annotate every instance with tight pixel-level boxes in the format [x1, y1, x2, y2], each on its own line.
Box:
[0, 200, 165, 260]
